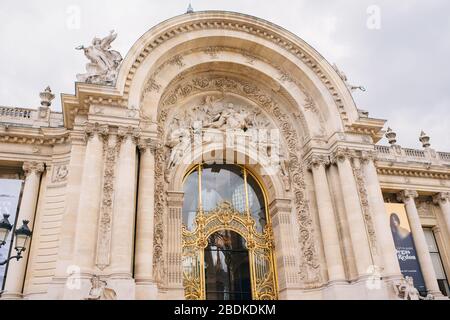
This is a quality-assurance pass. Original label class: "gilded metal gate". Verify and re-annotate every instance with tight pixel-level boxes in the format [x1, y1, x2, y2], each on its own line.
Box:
[182, 165, 278, 300]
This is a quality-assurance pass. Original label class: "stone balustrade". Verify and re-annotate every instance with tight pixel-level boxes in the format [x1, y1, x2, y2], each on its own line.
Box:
[0, 106, 64, 128]
[375, 145, 450, 166]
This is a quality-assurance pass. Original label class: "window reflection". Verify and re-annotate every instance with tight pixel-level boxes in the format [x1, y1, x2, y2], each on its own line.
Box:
[202, 165, 246, 213]
[0, 179, 23, 290]
[182, 164, 268, 231]
[204, 231, 252, 300]
[182, 169, 199, 231]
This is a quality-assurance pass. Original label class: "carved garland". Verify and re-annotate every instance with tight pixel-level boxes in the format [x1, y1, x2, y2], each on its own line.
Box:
[351, 160, 378, 256]
[152, 75, 322, 288]
[96, 128, 119, 270]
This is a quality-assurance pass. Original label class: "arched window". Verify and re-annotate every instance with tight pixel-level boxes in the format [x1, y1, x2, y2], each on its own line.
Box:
[182, 164, 277, 301]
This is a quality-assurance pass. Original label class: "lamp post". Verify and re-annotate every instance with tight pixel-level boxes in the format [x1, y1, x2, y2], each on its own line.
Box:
[0, 218, 32, 266]
[0, 214, 13, 248]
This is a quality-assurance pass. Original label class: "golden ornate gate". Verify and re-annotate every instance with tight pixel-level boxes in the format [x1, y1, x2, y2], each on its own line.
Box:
[182, 165, 278, 300]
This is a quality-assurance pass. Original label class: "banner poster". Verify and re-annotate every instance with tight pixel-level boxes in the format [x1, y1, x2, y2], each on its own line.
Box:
[0, 179, 23, 290]
[385, 203, 426, 293]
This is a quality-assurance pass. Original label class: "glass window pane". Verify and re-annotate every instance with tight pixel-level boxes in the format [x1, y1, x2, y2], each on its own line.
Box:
[431, 253, 447, 280]
[246, 174, 267, 233]
[0, 179, 23, 290]
[182, 169, 199, 231]
[202, 165, 245, 213]
[205, 231, 252, 301]
[423, 228, 438, 252]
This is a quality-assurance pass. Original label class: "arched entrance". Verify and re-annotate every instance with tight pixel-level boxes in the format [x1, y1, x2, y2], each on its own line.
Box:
[182, 164, 278, 300]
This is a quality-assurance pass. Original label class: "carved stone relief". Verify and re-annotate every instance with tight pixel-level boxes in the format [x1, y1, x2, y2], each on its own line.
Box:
[151, 74, 322, 288]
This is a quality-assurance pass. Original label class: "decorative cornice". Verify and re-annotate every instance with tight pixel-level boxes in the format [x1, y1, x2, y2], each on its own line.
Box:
[376, 167, 450, 180]
[433, 192, 450, 205]
[23, 161, 45, 176]
[397, 190, 419, 203]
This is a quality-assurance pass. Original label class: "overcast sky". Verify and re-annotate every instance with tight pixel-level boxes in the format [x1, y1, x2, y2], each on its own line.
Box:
[0, 0, 449, 150]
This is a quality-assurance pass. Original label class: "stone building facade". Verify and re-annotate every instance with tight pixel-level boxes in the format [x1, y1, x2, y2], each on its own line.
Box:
[0, 11, 449, 300]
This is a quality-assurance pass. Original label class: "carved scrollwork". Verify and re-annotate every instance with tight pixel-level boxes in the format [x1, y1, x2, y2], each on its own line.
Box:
[182, 201, 278, 300]
[22, 161, 45, 177]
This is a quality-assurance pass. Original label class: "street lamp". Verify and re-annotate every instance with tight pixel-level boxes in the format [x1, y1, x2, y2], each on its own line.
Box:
[0, 214, 13, 248]
[0, 220, 32, 266]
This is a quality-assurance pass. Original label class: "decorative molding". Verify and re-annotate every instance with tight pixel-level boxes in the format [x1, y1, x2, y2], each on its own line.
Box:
[417, 201, 435, 218]
[51, 164, 69, 183]
[122, 16, 350, 126]
[376, 167, 450, 180]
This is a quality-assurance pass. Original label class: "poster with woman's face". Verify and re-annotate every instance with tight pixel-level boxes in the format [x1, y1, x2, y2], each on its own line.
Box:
[385, 203, 426, 293]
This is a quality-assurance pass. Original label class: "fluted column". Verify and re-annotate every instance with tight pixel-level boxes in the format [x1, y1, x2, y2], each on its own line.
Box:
[109, 127, 139, 276]
[361, 151, 402, 278]
[333, 148, 373, 277]
[73, 123, 107, 272]
[308, 154, 346, 282]
[135, 138, 160, 299]
[397, 190, 442, 296]
[2, 162, 44, 299]
[433, 192, 450, 240]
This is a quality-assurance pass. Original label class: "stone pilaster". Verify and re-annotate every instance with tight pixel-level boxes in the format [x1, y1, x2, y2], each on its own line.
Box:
[307, 154, 346, 283]
[361, 151, 402, 279]
[165, 191, 184, 300]
[397, 190, 443, 296]
[73, 123, 108, 272]
[269, 198, 301, 298]
[433, 192, 450, 242]
[108, 127, 139, 276]
[135, 138, 160, 300]
[1, 162, 44, 300]
[332, 148, 373, 278]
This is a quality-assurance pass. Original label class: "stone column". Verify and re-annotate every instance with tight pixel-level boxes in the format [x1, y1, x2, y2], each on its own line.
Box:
[308, 155, 346, 282]
[109, 127, 139, 276]
[361, 152, 402, 278]
[73, 124, 108, 272]
[333, 148, 373, 278]
[397, 190, 442, 296]
[1, 162, 44, 299]
[166, 191, 184, 300]
[433, 192, 450, 240]
[135, 139, 159, 300]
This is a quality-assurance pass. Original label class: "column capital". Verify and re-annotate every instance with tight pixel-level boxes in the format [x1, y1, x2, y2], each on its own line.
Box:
[23, 161, 45, 177]
[118, 126, 141, 144]
[360, 150, 378, 164]
[433, 192, 450, 205]
[306, 154, 330, 171]
[397, 190, 419, 203]
[85, 122, 109, 140]
[331, 147, 354, 164]
[138, 138, 162, 155]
